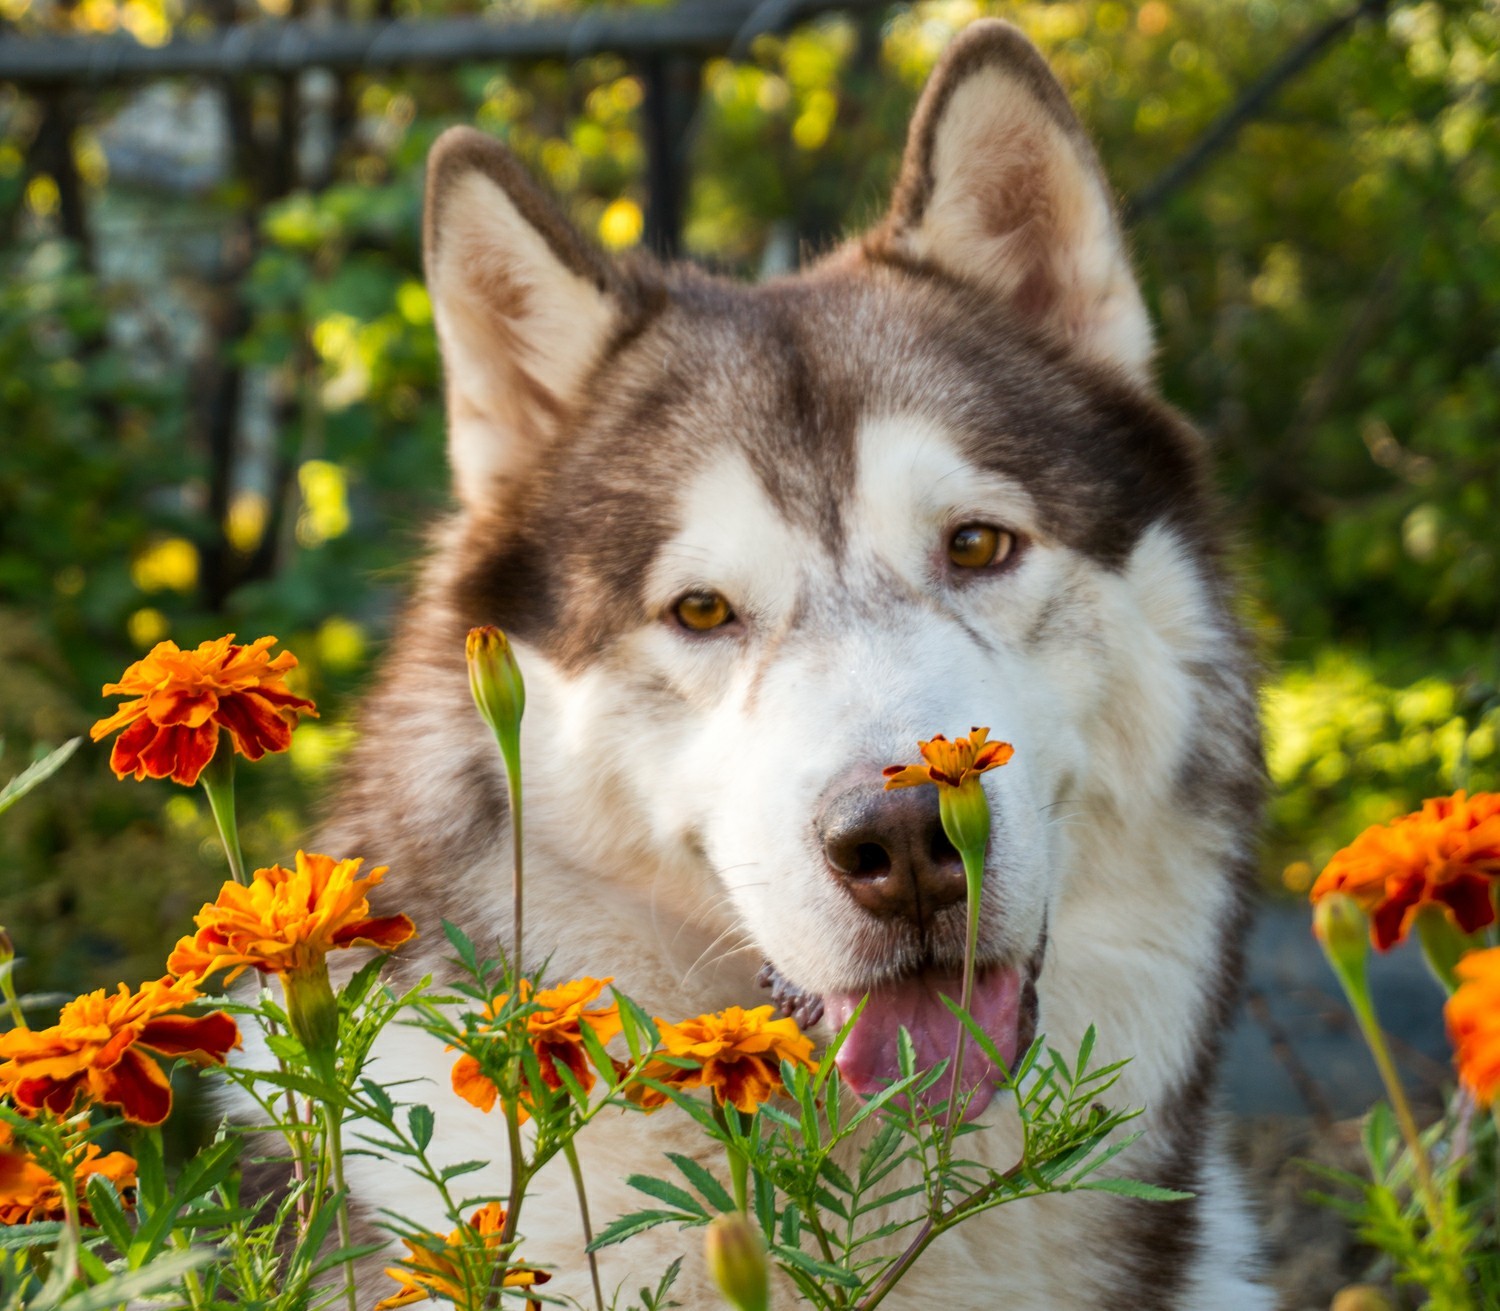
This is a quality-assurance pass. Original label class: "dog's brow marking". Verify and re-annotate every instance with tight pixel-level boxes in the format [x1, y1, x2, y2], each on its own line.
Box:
[739, 588, 809, 715]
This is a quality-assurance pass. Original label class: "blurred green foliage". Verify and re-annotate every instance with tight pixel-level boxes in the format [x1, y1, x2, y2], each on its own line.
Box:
[1, 0, 1497, 992]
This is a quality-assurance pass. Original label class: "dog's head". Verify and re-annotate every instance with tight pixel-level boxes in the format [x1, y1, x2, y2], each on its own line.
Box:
[422, 22, 1241, 1115]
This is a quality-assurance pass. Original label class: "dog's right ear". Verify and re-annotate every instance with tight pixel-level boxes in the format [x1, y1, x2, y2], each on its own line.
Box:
[424, 127, 634, 510]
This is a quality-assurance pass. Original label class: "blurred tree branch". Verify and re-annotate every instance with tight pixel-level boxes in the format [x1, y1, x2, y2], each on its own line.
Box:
[1127, 0, 1391, 223]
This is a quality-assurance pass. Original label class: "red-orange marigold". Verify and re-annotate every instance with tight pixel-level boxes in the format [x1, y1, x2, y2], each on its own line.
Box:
[0, 977, 239, 1125]
[1446, 946, 1500, 1106]
[90, 634, 317, 786]
[0, 1123, 137, 1226]
[374, 1202, 549, 1311]
[882, 727, 1014, 792]
[451, 977, 621, 1116]
[631, 1004, 816, 1115]
[167, 851, 416, 985]
[1309, 791, 1500, 950]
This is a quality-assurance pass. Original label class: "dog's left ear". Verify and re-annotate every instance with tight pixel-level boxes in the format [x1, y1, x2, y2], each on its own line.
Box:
[870, 20, 1152, 381]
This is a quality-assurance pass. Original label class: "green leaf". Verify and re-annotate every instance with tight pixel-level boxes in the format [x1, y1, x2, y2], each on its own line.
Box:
[408, 1104, 434, 1152]
[773, 1243, 861, 1289]
[626, 1174, 708, 1218]
[0, 738, 80, 817]
[588, 1209, 701, 1252]
[53, 1247, 218, 1311]
[1079, 1178, 1193, 1202]
[663, 1153, 735, 1214]
[439, 1159, 490, 1183]
[441, 921, 479, 977]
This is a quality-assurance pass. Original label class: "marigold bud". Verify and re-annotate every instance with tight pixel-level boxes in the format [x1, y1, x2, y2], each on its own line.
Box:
[466, 626, 525, 754]
[704, 1211, 770, 1311]
[1314, 891, 1375, 1023]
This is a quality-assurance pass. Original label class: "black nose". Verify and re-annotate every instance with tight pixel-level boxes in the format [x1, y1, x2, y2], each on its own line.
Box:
[818, 780, 968, 922]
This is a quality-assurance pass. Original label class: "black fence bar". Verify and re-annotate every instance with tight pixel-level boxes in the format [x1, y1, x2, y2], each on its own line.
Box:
[0, 0, 891, 86]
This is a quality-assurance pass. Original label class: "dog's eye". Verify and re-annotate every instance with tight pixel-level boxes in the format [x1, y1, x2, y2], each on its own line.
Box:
[673, 590, 734, 632]
[947, 524, 1014, 570]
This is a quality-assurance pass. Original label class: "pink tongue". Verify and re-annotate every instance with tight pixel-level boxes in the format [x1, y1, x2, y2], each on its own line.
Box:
[827, 968, 1023, 1123]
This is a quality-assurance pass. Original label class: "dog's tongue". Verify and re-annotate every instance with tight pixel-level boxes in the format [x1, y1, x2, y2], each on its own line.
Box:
[825, 968, 1023, 1123]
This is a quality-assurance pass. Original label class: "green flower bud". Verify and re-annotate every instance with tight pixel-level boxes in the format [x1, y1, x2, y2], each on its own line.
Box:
[704, 1211, 770, 1311]
[1314, 891, 1375, 1024]
[467, 626, 526, 759]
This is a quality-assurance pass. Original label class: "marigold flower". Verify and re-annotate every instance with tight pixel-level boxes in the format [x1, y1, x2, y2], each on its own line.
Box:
[375, 1201, 549, 1311]
[451, 977, 621, 1116]
[0, 1123, 137, 1226]
[167, 852, 415, 985]
[0, 977, 239, 1125]
[631, 1005, 816, 1115]
[90, 634, 317, 786]
[1446, 946, 1500, 1106]
[1309, 791, 1500, 951]
[884, 727, 1012, 860]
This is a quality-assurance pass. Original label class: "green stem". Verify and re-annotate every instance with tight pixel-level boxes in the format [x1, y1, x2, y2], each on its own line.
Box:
[729, 1141, 750, 1214]
[200, 745, 247, 885]
[488, 1102, 529, 1311]
[943, 848, 985, 1139]
[320, 1099, 357, 1311]
[1347, 990, 1447, 1239]
[0, 960, 27, 1030]
[563, 1139, 605, 1311]
[501, 739, 523, 982]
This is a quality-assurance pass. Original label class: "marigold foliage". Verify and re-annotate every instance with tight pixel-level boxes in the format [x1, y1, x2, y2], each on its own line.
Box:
[633, 1004, 816, 1115]
[167, 851, 415, 985]
[451, 977, 620, 1116]
[0, 976, 239, 1125]
[90, 634, 317, 786]
[375, 1202, 548, 1311]
[1309, 791, 1500, 950]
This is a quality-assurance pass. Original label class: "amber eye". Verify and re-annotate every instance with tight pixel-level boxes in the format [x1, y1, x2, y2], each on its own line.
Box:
[948, 524, 1015, 570]
[673, 590, 734, 632]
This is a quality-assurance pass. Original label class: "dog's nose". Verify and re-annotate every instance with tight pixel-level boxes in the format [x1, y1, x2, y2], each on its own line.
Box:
[818, 781, 968, 922]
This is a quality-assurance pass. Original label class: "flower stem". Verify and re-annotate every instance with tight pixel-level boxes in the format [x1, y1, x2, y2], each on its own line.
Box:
[944, 847, 985, 1136]
[489, 1102, 529, 1311]
[504, 748, 523, 984]
[320, 1098, 358, 1311]
[200, 746, 247, 886]
[563, 1139, 605, 1311]
[1346, 987, 1445, 1237]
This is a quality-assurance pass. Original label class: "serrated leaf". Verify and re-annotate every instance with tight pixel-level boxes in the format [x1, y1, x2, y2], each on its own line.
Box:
[439, 1159, 490, 1182]
[773, 1243, 861, 1289]
[664, 1153, 734, 1214]
[55, 1247, 218, 1311]
[588, 1209, 700, 1251]
[408, 1105, 434, 1151]
[626, 1174, 708, 1217]
[1080, 1178, 1193, 1202]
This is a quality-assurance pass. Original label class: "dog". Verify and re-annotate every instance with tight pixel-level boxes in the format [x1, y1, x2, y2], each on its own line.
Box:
[318, 19, 1273, 1308]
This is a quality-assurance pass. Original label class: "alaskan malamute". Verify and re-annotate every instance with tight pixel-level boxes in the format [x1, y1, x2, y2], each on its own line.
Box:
[324, 20, 1271, 1308]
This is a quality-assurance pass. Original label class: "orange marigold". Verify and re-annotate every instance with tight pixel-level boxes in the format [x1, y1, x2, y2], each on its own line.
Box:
[374, 1202, 549, 1311]
[631, 1005, 816, 1115]
[1446, 947, 1500, 1106]
[1309, 791, 1500, 951]
[0, 1123, 137, 1226]
[0, 977, 239, 1125]
[881, 727, 1014, 792]
[90, 634, 317, 786]
[451, 977, 621, 1116]
[167, 852, 416, 985]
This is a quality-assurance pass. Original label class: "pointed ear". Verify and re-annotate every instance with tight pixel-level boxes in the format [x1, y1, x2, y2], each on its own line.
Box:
[870, 20, 1153, 381]
[424, 127, 639, 509]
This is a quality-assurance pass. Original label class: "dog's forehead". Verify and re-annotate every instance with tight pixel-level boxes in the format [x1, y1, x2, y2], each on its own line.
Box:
[552, 271, 1200, 560]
